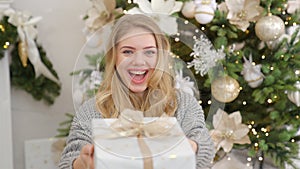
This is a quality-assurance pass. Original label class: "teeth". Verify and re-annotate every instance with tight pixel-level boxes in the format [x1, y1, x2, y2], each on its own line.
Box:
[129, 70, 146, 75]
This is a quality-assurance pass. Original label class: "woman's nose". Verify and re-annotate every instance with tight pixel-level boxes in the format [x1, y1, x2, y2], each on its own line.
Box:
[132, 51, 146, 65]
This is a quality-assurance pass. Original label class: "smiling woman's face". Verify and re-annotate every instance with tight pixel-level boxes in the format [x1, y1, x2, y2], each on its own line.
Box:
[115, 28, 158, 95]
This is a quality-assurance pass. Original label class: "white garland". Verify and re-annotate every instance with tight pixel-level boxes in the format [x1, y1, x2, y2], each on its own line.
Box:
[187, 35, 225, 76]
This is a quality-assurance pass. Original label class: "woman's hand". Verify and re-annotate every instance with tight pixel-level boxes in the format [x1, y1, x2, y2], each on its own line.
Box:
[73, 144, 94, 169]
[188, 139, 198, 153]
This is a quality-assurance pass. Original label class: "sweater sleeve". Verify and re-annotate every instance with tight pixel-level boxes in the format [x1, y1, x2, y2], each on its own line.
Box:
[58, 98, 100, 169]
[175, 90, 216, 169]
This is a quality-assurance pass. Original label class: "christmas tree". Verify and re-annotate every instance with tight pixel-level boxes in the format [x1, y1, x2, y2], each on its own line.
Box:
[65, 0, 300, 168]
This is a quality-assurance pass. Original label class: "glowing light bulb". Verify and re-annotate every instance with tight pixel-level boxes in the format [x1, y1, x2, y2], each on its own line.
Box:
[0, 25, 4, 32]
[267, 99, 273, 104]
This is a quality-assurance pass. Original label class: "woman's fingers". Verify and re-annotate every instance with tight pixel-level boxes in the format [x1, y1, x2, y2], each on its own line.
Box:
[188, 139, 198, 153]
[79, 144, 95, 169]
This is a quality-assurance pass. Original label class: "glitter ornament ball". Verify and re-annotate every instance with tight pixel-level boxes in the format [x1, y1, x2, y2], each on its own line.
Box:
[255, 15, 285, 41]
[211, 76, 240, 103]
[194, 5, 214, 24]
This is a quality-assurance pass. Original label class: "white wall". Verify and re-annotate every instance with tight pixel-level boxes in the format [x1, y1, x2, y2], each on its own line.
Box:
[10, 1, 90, 169]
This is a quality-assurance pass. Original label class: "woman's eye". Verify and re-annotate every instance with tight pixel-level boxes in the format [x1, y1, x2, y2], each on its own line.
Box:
[144, 50, 157, 57]
[122, 50, 133, 55]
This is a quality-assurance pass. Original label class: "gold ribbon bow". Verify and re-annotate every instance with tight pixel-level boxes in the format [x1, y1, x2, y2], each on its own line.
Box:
[110, 109, 173, 137]
[94, 109, 176, 169]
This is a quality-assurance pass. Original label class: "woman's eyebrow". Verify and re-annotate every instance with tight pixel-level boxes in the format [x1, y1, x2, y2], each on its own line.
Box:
[143, 46, 157, 49]
[119, 46, 135, 50]
[119, 46, 156, 50]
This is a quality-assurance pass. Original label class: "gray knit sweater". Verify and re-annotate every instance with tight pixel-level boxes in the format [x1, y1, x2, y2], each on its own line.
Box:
[59, 90, 215, 169]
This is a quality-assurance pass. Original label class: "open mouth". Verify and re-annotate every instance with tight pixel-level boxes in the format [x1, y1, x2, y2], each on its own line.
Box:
[128, 70, 148, 84]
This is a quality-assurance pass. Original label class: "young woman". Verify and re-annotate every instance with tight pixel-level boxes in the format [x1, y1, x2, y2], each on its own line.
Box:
[59, 14, 215, 169]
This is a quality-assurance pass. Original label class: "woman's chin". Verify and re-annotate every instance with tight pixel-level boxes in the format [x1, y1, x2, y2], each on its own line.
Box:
[129, 85, 147, 94]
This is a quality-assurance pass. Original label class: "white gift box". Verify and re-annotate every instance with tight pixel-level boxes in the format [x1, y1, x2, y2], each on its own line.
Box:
[92, 117, 196, 169]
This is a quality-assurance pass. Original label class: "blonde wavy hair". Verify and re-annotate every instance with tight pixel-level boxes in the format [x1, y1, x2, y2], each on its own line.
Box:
[96, 14, 178, 118]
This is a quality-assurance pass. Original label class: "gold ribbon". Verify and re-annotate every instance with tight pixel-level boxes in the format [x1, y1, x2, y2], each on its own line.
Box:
[94, 109, 175, 169]
[137, 134, 153, 169]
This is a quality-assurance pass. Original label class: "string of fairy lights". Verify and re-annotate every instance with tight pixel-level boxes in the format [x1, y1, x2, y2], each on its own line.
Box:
[163, 2, 300, 166]
[0, 25, 11, 50]
[1, 0, 297, 167]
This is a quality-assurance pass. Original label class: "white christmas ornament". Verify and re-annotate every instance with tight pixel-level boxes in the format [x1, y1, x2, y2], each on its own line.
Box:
[181, 1, 196, 18]
[194, 0, 217, 24]
[255, 15, 285, 41]
[241, 55, 264, 88]
[287, 81, 300, 107]
[195, 6, 214, 24]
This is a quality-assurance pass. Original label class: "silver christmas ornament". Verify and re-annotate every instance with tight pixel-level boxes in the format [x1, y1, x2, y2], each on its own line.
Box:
[255, 15, 285, 41]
